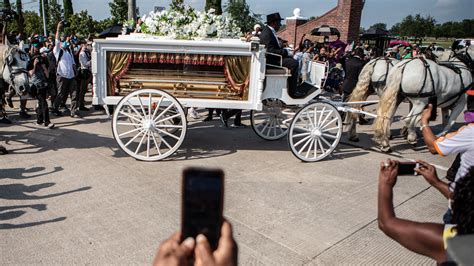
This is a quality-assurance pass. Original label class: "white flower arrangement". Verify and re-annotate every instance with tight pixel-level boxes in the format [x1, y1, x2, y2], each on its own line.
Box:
[140, 5, 242, 40]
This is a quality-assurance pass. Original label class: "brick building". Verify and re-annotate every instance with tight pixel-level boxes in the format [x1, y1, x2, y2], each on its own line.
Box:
[278, 0, 365, 47]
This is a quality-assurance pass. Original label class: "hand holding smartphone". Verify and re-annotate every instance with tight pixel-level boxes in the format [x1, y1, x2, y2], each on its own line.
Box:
[397, 162, 420, 176]
[181, 167, 224, 250]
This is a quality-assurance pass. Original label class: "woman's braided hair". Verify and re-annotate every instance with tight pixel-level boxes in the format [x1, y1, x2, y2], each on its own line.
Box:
[452, 167, 474, 235]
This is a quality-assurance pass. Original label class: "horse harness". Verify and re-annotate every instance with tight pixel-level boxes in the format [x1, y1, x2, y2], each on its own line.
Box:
[368, 57, 395, 84]
[399, 55, 472, 108]
[3, 47, 29, 92]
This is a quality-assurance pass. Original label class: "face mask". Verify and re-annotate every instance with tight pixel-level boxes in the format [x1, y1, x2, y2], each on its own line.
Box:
[61, 41, 70, 49]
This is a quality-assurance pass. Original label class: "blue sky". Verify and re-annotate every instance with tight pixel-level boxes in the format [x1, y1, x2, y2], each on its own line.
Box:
[23, 0, 473, 28]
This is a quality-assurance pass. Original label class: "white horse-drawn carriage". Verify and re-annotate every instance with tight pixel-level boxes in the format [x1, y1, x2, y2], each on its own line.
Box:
[92, 35, 349, 162]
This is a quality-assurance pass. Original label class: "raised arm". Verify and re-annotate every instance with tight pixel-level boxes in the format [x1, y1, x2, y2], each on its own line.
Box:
[420, 104, 438, 154]
[377, 159, 446, 263]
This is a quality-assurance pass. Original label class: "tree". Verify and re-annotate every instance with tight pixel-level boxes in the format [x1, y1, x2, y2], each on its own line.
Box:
[39, 0, 50, 35]
[109, 0, 127, 24]
[224, 0, 261, 33]
[205, 0, 222, 15]
[370, 23, 387, 30]
[393, 14, 436, 37]
[15, 0, 24, 32]
[63, 0, 73, 21]
[47, 0, 62, 35]
[23, 10, 43, 35]
[68, 10, 97, 36]
[2, 0, 12, 9]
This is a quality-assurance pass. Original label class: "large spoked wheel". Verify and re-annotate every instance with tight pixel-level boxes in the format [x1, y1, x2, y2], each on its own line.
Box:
[112, 89, 187, 161]
[288, 102, 342, 162]
[251, 99, 291, 141]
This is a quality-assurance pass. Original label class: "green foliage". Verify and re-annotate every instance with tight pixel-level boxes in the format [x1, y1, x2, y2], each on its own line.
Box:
[6, 10, 44, 36]
[95, 18, 115, 34]
[15, 0, 24, 32]
[68, 10, 97, 37]
[390, 14, 435, 37]
[205, 0, 222, 15]
[63, 0, 73, 21]
[47, 0, 62, 35]
[370, 23, 387, 30]
[1, 0, 12, 9]
[109, 0, 127, 24]
[224, 0, 262, 33]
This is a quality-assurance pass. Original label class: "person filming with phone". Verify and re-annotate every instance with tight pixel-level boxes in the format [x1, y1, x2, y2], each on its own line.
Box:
[153, 168, 238, 266]
[378, 159, 474, 264]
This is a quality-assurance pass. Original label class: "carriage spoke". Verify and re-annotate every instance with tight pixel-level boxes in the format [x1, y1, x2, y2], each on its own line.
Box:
[117, 122, 142, 126]
[125, 100, 143, 119]
[151, 96, 164, 119]
[154, 131, 173, 149]
[136, 95, 148, 118]
[313, 138, 318, 158]
[156, 124, 183, 129]
[322, 126, 339, 133]
[319, 110, 333, 128]
[261, 118, 272, 135]
[294, 135, 312, 147]
[273, 120, 277, 136]
[317, 106, 326, 125]
[293, 132, 311, 138]
[320, 135, 332, 148]
[119, 127, 142, 137]
[156, 128, 181, 140]
[135, 131, 148, 155]
[306, 139, 315, 158]
[322, 133, 337, 139]
[146, 131, 151, 158]
[153, 104, 174, 122]
[124, 129, 145, 147]
[318, 139, 326, 154]
[119, 110, 142, 123]
[151, 131, 162, 155]
[306, 112, 315, 128]
[148, 93, 152, 119]
[321, 117, 338, 130]
[156, 113, 181, 124]
[298, 136, 313, 154]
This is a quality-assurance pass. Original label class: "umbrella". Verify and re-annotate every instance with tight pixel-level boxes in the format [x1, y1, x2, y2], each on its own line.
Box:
[389, 40, 410, 47]
[311, 25, 340, 36]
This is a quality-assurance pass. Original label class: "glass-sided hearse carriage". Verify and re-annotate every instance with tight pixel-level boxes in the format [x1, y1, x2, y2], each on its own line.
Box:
[92, 34, 344, 162]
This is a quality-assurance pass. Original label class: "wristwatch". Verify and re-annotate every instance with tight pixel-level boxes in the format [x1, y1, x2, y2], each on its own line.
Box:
[420, 123, 429, 131]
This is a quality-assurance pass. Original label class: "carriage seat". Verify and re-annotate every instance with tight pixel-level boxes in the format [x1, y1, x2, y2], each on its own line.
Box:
[265, 66, 291, 75]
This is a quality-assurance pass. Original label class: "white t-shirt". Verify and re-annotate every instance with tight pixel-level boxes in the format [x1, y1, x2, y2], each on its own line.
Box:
[434, 124, 474, 191]
[54, 39, 76, 79]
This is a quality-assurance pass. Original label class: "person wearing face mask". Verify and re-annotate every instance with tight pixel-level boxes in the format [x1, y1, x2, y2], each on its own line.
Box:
[77, 41, 92, 111]
[52, 21, 79, 118]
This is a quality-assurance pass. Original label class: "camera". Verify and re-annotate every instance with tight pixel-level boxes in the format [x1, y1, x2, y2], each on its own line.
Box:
[0, 9, 17, 22]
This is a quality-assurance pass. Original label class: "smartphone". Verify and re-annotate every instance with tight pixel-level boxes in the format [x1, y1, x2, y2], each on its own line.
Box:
[181, 167, 224, 250]
[398, 162, 420, 176]
[428, 96, 438, 121]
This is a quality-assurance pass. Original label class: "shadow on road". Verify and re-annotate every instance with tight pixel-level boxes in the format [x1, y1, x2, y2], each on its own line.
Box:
[0, 166, 64, 179]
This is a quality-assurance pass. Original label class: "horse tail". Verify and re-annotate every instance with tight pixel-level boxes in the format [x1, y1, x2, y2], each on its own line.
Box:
[348, 61, 376, 120]
[373, 64, 403, 141]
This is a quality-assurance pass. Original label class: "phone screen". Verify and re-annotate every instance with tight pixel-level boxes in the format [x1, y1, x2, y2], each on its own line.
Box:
[182, 168, 224, 250]
[398, 162, 419, 176]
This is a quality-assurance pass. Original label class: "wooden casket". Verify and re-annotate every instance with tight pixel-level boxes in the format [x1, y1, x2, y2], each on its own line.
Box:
[92, 34, 266, 111]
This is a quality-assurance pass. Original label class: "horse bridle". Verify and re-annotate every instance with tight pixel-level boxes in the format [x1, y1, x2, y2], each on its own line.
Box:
[3, 47, 29, 89]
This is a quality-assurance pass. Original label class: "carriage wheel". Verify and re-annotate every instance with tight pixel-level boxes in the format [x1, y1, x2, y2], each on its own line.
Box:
[112, 89, 187, 161]
[251, 100, 291, 141]
[288, 102, 342, 162]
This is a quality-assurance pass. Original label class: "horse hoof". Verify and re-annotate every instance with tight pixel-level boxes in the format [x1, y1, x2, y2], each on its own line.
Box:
[400, 127, 408, 138]
[379, 145, 392, 153]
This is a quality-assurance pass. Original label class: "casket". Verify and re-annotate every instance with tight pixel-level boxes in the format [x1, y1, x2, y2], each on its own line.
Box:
[92, 34, 266, 110]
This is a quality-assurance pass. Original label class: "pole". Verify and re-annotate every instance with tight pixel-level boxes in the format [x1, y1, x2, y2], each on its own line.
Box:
[128, 0, 136, 21]
[41, 0, 47, 36]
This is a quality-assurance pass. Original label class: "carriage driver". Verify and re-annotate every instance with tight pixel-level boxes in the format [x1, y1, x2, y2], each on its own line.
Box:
[259, 13, 304, 98]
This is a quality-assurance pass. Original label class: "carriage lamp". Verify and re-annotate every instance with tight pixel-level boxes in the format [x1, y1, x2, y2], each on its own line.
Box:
[251, 42, 259, 52]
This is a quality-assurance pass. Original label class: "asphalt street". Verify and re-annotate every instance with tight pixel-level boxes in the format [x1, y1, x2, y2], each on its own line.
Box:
[0, 95, 459, 265]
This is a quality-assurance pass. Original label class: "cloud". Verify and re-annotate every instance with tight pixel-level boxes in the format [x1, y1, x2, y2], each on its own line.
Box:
[435, 0, 459, 7]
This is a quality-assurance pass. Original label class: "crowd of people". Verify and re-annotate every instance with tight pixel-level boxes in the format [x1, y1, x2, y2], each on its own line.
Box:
[0, 21, 92, 129]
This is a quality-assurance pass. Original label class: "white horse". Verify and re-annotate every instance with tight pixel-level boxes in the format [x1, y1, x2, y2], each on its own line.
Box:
[346, 57, 400, 141]
[1, 38, 30, 113]
[374, 45, 473, 152]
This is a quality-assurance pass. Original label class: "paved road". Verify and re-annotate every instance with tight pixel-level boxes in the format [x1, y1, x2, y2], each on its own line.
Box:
[0, 96, 457, 264]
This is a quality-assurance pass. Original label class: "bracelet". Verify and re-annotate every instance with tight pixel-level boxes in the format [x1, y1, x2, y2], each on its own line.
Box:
[420, 124, 429, 131]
